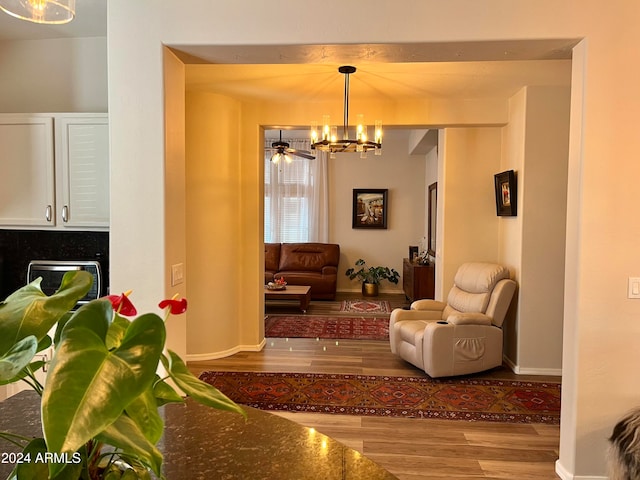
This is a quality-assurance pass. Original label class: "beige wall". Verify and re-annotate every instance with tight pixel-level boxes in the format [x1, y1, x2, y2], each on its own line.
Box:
[331, 129, 427, 294]
[107, 1, 640, 477]
[440, 127, 502, 292]
[185, 91, 255, 357]
[501, 86, 570, 375]
[163, 49, 188, 359]
[0, 37, 107, 113]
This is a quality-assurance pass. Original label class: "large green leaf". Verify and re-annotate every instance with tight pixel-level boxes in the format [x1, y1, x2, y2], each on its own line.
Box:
[162, 350, 246, 417]
[0, 360, 45, 387]
[42, 302, 166, 462]
[106, 313, 132, 351]
[125, 386, 164, 444]
[95, 414, 163, 477]
[0, 271, 93, 356]
[0, 335, 37, 382]
[153, 376, 184, 406]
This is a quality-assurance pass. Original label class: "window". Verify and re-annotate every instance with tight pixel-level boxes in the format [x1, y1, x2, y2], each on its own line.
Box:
[264, 137, 314, 243]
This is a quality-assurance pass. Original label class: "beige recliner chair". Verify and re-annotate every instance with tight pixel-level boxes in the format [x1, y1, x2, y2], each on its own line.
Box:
[390, 262, 516, 378]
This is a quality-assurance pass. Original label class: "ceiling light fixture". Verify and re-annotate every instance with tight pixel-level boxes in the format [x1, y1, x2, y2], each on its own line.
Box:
[271, 130, 315, 164]
[310, 66, 382, 159]
[0, 0, 75, 24]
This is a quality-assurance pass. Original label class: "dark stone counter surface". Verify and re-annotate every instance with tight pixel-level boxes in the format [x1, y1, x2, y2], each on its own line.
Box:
[0, 391, 397, 479]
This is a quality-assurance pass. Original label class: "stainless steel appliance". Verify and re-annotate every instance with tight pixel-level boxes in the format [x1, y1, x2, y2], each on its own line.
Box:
[27, 260, 103, 308]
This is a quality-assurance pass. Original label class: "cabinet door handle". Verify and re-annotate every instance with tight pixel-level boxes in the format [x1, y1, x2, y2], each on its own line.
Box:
[45, 205, 52, 222]
[62, 205, 69, 223]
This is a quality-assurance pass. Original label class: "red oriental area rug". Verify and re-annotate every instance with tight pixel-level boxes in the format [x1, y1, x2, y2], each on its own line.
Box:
[265, 315, 389, 340]
[199, 371, 561, 424]
[339, 299, 392, 314]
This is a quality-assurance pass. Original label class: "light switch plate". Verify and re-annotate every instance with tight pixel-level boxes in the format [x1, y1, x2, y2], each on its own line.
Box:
[628, 277, 640, 299]
[171, 263, 184, 286]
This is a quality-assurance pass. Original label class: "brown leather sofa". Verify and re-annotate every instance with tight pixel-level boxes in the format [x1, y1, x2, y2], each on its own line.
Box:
[265, 243, 340, 300]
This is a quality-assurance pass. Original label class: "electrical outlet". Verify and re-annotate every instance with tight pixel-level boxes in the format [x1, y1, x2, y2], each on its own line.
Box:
[628, 277, 640, 299]
[171, 263, 184, 286]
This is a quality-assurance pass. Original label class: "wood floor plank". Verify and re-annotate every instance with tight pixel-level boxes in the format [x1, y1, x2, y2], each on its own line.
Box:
[189, 293, 561, 479]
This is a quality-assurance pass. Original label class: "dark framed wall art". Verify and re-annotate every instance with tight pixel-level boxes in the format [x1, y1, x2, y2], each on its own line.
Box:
[427, 182, 437, 255]
[494, 170, 517, 216]
[352, 189, 388, 229]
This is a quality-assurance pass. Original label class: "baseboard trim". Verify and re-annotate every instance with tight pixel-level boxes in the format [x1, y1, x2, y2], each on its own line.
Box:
[338, 288, 405, 295]
[503, 356, 562, 377]
[555, 459, 607, 480]
[186, 339, 266, 362]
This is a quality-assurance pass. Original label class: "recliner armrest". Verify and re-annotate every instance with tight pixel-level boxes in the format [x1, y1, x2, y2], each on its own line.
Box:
[447, 312, 492, 326]
[390, 308, 442, 323]
[411, 299, 447, 311]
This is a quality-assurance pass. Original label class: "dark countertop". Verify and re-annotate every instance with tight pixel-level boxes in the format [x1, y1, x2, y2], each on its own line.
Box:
[0, 391, 397, 480]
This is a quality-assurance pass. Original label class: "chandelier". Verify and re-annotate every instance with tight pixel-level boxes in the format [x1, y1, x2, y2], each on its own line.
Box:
[0, 0, 75, 24]
[310, 66, 382, 158]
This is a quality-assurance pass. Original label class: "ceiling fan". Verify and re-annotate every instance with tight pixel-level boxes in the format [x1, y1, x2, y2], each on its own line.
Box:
[270, 130, 315, 163]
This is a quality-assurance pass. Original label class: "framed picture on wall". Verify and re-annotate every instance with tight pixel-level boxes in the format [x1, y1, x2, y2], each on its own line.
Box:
[427, 182, 437, 255]
[352, 189, 388, 229]
[494, 170, 517, 216]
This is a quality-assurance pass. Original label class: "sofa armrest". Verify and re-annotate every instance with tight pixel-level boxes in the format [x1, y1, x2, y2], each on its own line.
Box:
[447, 312, 492, 326]
[321, 265, 337, 276]
[411, 299, 447, 311]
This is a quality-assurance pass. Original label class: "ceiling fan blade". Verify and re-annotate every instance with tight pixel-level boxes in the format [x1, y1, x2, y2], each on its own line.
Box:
[288, 148, 316, 160]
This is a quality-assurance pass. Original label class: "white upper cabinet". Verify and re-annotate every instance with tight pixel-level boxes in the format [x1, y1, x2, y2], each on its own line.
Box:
[0, 115, 56, 227]
[0, 113, 109, 230]
[56, 115, 110, 228]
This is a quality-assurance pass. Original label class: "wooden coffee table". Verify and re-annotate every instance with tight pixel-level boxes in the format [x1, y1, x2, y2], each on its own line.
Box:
[264, 285, 311, 313]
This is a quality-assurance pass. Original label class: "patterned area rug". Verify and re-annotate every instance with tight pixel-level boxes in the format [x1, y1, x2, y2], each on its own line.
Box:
[340, 299, 392, 314]
[265, 315, 389, 340]
[200, 371, 561, 424]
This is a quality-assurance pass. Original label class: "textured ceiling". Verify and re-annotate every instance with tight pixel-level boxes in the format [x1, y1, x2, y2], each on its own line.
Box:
[0, 5, 574, 107]
[185, 60, 572, 102]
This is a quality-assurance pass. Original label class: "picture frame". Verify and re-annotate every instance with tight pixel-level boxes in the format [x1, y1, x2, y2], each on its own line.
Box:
[352, 189, 388, 229]
[494, 170, 517, 216]
[409, 245, 419, 262]
[427, 182, 437, 255]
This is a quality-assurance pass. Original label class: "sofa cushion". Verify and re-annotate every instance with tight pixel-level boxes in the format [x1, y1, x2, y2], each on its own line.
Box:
[278, 243, 339, 272]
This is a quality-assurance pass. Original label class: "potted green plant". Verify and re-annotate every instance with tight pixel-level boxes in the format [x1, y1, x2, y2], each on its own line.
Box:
[0, 271, 245, 480]
[345, 258, 400, 297]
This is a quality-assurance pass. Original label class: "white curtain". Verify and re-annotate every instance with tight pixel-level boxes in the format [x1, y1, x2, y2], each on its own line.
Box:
[309, 150, 329, 242]
[264, 137, 329, 243]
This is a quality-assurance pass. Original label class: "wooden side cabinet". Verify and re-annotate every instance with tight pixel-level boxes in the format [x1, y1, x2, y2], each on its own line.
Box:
[403, 258, 435, 301]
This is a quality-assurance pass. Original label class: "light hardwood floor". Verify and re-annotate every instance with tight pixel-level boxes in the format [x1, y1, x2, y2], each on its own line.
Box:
[188, 294, 561, 480]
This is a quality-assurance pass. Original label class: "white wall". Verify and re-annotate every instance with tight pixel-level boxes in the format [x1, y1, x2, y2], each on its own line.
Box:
[0, 37, 107, 113]
[331, 129, 427, 294]
[105, 2, 640, 478]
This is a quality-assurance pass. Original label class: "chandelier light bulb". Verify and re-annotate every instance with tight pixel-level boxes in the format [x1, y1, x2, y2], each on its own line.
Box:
[310, 122, 319, 144]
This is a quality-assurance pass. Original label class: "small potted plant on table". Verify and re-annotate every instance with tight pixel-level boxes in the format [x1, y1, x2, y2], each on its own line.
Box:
[345, 258, 400, 297]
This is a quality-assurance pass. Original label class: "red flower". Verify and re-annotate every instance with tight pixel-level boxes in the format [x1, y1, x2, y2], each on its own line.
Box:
[158, 297, 188, 315]
[105, 292, 137, 316]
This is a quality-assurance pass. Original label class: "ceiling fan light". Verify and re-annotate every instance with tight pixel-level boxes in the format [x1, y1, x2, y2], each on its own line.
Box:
[0, 0, 75, 24]
[271, 152, 281, 164]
